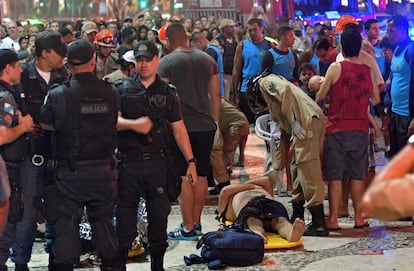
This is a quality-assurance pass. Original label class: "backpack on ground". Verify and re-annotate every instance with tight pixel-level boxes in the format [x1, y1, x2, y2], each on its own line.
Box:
[184, 227, 265, 270]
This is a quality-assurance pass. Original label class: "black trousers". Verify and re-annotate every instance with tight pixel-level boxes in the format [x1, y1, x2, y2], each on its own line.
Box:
[389, 112, 413, 158]
[116, 158, 171, 257]
[238, 92, 255, 124]
[51, 164, 119, 270]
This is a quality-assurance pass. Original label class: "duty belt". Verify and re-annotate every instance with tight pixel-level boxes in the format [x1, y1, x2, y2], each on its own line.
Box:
[122, 150, 166, 161]
[56, 158, 113, 170]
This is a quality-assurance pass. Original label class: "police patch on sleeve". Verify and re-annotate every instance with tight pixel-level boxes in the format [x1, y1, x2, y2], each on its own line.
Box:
[263, 79, 275, 93]
[3, 103, 15, 115]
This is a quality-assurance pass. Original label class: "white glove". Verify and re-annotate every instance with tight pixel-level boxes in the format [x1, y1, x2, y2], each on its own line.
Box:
[291, 120, 306, 140]
[214, 121, 220, 142]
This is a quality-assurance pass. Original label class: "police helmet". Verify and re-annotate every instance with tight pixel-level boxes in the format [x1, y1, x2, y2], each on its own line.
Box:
[246, 70, 270, 113]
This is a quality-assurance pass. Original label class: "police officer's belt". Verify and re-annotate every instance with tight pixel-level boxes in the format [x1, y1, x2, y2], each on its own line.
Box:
[122, 150, 166, 161]
[57, 158, 113, 168]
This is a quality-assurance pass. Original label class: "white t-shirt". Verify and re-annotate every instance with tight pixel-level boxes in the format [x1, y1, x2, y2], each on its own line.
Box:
[2, 36, 20, 51]
[36, 68, 51, 85]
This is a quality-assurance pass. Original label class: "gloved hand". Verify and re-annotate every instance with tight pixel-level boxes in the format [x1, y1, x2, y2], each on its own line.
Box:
[214, 121, 220, 142]
[291, 120, 306, 140]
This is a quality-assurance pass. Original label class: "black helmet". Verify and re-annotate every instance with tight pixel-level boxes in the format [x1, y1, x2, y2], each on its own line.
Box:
[246, 70, 270, 113]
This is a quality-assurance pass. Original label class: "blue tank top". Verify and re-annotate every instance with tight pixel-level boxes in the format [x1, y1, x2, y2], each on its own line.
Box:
[269, 48, 296, 80]
[391, 45, 411, 116]
[241, 40, 270, 92]
[373, 43, 386, 79]
[310, 53, 320, 75]
[207, 45, 225, 96]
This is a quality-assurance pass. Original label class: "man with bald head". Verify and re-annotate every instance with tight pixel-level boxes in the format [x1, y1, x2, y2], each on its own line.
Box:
[157, 23, 221, 240]
[2, 21, 20, 51]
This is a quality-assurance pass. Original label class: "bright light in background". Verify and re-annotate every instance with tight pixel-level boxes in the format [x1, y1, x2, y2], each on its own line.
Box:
[409, 26, 414, 39]
[174, 3, 183, 9]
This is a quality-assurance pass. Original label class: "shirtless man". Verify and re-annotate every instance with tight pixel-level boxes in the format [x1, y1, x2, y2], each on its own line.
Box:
[217, 173, 305, 243]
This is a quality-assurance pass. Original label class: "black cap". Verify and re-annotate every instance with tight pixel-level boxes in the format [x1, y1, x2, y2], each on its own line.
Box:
[0, 49, 28, 72]
[67, 39, 95, 65]
[123, 16, 133, 23]
[134, 41, 158, 59]
[35, 30, 67, 57]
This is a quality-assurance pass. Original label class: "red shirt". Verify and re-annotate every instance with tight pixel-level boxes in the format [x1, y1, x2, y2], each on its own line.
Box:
[326, 61, 373, 135]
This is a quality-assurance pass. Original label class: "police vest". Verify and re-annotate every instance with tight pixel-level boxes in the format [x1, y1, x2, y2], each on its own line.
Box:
[19, 63, 66, 157]
[216, 35, 237, 75]
[0, 83, 28, 162]
[53, 79, 117, 161]
[115, 75, 172, 154]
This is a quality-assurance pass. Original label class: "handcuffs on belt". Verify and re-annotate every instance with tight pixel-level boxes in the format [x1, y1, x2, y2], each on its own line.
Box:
[32, 154, 45, 166]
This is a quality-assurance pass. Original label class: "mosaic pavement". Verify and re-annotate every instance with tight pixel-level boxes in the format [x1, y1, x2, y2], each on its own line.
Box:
[6, 131, 414, 271]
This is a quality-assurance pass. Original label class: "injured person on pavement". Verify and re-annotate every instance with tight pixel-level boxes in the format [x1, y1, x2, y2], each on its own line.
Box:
[217, 171, 305, 243]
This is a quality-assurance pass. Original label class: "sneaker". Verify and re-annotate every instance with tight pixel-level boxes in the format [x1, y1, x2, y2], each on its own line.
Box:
[194, 223, 202, 236]
[209, 181, 230, 195]
[168, 227, 199, 241]
[175, 223, 202, 236]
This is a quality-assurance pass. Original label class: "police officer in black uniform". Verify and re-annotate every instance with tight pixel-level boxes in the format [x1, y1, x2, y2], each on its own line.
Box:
[115, 40, 197, 271]
[0, 49, 36, 271]
[8, 31, 68, 271]
[39, 39, 121, 271]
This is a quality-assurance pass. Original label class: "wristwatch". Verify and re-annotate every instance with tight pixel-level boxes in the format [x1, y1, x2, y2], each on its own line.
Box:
[187, 158, 197, 165]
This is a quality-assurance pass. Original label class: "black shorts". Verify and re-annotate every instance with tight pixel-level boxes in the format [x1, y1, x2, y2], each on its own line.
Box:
[235, 196, 289, 232]
[173, 130, 215, 177]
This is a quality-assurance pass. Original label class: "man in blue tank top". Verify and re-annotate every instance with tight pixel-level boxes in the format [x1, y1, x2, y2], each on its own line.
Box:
[233, 18, 271, 124]
[262, 26, 298, 81]
[386, 15, 414, 157]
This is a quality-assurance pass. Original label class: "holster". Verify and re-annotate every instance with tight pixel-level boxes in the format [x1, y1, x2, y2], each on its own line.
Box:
[8, 178, 24, 223]
[44, 183, 60, 221]
[166, 152, 182, 202]
[0, 136, 28, 162]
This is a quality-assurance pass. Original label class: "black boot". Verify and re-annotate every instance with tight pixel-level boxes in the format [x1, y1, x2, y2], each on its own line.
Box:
[209, 181, 230, 195]
[15, 265, 28, 271]
[118, 249, 129, 271]
[303, 204, 329, 237]
[150, 249, 166, 271]
[48, 253, 56, 271]
[54, 263, 73, 271]
[101, 254, 123, 271]
[290, 200, 305, 223]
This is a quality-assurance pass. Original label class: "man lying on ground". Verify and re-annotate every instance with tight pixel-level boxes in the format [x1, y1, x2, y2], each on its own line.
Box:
[217, 172, 305, 243]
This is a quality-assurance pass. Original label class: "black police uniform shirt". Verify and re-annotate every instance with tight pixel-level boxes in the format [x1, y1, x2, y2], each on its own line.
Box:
[41, 73, 121, 131]
[145, 75, 182, 130]
[118, 74, 183, 150]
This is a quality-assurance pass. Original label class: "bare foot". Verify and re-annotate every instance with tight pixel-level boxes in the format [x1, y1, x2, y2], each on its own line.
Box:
[288, 218, 305, 242]
[251, 229, 268, 244]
